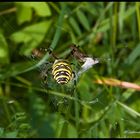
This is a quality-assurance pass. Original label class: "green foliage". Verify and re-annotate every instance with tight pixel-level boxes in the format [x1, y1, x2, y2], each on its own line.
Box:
[76, 9, 90, 31]
[15, 2, 51, 24]
[10, 20, 52, 55]
[0, 2, 140, 138]
[0, 32, 9, 64]
[125, 43, 140, 65]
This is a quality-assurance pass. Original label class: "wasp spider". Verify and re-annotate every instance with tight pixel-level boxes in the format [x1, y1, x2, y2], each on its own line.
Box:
[52, 59, 74, 84]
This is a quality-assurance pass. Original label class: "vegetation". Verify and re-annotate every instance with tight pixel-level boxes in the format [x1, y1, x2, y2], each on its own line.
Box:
[0, 2, 140, 138]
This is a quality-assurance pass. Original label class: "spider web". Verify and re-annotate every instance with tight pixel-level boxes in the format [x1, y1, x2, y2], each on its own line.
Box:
[26, 47, 77, 112]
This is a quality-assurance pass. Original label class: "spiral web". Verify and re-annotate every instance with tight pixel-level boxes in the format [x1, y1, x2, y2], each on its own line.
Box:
[26, 48, 78, 112]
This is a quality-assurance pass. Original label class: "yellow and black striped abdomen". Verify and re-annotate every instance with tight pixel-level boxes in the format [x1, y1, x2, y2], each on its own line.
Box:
[52, 60, 73, 84]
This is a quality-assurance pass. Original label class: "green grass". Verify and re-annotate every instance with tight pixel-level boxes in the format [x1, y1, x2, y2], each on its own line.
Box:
[0, 2, 140, 138]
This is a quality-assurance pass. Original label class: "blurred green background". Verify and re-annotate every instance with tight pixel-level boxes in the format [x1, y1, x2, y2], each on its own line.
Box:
[0, 2, 140, 138]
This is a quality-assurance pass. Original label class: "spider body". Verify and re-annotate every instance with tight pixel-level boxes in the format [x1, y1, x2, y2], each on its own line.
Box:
[52, 59, 73, 84]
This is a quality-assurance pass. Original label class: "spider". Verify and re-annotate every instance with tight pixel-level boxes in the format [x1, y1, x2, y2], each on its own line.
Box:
[30, 44, 100, 110]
